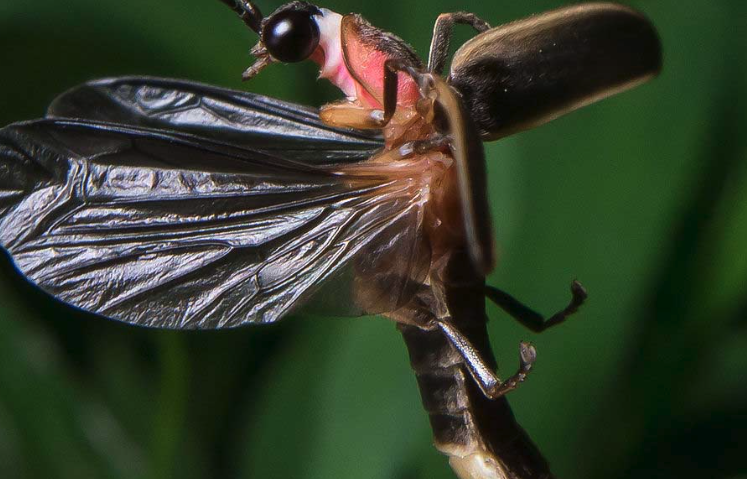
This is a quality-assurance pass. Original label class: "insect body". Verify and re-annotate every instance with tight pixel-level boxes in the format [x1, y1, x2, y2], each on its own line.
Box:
[0, 2, 660, 478]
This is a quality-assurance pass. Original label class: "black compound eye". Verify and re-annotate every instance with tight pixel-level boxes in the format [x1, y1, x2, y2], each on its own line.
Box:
[262, 10, 320, 63]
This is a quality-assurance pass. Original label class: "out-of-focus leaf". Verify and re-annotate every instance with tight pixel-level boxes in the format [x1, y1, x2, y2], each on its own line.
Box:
[236, 318, 428, 479]
[0, 270, 143, 479]
[703, 150, 747, 322]
[576, 2, 747, 478]
[0, 399, 23, 479]
[150, 334, 189, 479]
[625, 407, 747, 479]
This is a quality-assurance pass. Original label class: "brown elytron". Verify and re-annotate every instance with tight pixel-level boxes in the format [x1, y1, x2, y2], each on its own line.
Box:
[0, 2, 661, 478]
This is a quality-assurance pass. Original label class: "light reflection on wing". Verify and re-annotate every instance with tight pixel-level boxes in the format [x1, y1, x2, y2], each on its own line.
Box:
[0, 118, 430, 329]
[46, 76, 384, 165]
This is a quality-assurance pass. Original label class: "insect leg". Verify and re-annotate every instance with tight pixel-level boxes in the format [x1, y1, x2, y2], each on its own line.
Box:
[485, 280, 588, 333]
[319, 60, 426, 130]
[436, 320, 537, 400]
[319, 102, 391, 130]
[427, 12, 491, 75]
[381, 59, 426, 125]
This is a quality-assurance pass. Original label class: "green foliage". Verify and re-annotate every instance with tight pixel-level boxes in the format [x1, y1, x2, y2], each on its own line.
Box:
[1, 1, 745, 478]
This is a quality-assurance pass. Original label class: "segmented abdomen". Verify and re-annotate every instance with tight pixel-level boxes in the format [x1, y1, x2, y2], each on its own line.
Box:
[399, 309, 553, 479]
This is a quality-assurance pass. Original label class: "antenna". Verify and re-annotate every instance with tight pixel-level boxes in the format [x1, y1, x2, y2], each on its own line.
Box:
[219, 0, 263, 33]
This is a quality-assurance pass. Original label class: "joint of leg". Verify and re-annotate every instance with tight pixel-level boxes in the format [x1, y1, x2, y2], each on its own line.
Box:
[485, 341, 537, 399]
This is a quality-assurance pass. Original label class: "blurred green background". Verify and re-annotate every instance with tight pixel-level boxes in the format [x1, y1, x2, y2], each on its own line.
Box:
[1, 0, 745, 478]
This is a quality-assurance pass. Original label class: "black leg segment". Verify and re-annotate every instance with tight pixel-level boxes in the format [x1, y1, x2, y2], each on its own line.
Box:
[485, 280, 588, 333]
[381, 59, 426, 126]
[427, 12, 491, 75]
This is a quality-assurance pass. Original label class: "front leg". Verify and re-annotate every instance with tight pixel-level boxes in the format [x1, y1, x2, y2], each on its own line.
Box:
[437, 320, 537, 399]
[320, 59, 426, 130]
[427, 12, 491, 74]
[319, 101, 389, 130]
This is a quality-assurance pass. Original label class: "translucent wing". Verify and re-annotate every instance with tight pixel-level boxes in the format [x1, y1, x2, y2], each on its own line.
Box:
[47, 76, 384, 165]
[0, 115, 429, 328]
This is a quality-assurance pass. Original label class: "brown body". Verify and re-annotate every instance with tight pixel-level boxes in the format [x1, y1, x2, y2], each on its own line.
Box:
[365, 77, 551, 478]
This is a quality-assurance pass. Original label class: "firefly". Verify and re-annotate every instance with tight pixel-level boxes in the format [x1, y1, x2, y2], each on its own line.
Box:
[0, 2, 660, 478]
